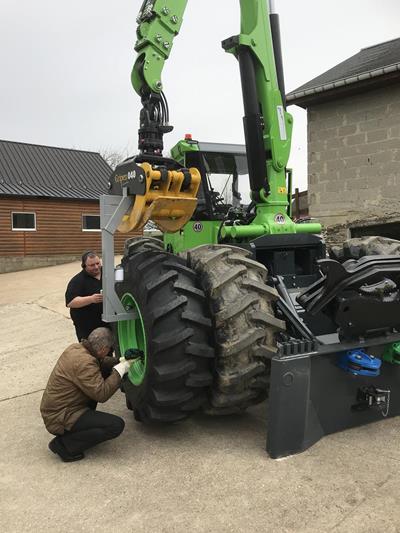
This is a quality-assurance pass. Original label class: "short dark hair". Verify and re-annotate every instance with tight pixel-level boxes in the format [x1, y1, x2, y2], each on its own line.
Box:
[81, 251, 98, 268]
[88, 327, 114, 353]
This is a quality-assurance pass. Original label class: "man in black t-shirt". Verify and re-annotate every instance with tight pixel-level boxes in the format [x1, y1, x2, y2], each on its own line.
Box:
[65, 251, 108, 341]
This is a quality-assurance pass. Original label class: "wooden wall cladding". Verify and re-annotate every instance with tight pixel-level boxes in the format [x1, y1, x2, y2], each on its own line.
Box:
[0, 197, 142, 256]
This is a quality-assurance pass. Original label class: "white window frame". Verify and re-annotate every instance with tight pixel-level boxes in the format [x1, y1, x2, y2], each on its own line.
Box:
[82, 213, 101, 232]
[11, 211, 36, 231]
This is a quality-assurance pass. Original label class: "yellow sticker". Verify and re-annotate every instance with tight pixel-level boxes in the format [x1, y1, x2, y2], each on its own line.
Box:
[278, 187, 287, 194]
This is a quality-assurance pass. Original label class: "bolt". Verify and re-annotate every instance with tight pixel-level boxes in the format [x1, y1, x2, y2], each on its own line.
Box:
[139, 175, 144, 183]
[162, 7, 169, 15]
[171, 15, 178, 24]
[251, 38, 256, 46]
[155, 33, 162, 42]
[163, 41, 170, 49]
[155, 81, 163, 90]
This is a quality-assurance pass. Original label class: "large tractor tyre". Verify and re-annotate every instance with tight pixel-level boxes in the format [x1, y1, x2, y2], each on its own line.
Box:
[115, 249, 214, 423]
[113, 237, 163, 356]
[123, 236, 164, 256]
[330, 236, 400, 262]
[187, 245, 286, 414]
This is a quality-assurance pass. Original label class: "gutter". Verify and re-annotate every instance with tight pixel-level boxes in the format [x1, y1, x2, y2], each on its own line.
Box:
[287, 62, 400, 102]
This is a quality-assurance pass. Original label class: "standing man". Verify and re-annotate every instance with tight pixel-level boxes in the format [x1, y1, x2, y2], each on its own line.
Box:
[65, 250, 107, 341]
[40, 327, 132, 462]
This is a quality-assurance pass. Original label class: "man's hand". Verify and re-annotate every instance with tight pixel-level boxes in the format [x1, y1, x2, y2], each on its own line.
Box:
[91, 292, 103, 304]
[113, 360, 132, 378]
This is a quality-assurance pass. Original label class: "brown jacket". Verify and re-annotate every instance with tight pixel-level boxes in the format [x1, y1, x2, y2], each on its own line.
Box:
[40, 342, 121, 435]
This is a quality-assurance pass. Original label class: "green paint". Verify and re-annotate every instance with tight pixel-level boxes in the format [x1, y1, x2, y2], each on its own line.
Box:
[383, 342, 400, 365]
[135, 2, 322, 243]
[170, 138, 199, 164]
[117, 293, 147, 385]
[164, 220, 221, 253]
[224, 0, 293, 208]
[132, 0, 188, 94]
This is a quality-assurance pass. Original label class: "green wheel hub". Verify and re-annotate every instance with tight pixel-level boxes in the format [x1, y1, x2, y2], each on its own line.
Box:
[117, 293, 147, 385]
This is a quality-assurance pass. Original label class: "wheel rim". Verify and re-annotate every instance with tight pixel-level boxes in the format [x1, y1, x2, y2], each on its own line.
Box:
[117, 293, 147, 386]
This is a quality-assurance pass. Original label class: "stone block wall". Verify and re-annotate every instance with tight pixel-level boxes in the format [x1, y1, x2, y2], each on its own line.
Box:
[307, 84, 400, 231]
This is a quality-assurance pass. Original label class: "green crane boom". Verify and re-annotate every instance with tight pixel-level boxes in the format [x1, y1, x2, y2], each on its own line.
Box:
[129, 0, 321, 237]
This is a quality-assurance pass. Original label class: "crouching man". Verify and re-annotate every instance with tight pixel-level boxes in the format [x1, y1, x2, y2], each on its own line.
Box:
[40, 327, 131, 462]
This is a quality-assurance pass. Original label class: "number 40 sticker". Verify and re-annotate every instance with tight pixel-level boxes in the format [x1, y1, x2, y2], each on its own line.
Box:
[193, 222, 203, 232]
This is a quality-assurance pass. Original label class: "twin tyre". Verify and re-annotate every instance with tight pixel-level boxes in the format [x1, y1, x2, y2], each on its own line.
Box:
[115, 241, 285, 422]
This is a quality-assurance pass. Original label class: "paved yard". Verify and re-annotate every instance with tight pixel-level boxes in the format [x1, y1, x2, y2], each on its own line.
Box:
[1, 261, 400, 532]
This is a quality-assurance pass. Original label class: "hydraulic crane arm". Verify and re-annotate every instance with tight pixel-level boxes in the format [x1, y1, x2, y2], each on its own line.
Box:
[223, 0, 292, 202]
[112, 0, 317, 236]
[132, 0, 187, 95]
[132, 0, 188, 156]
[131, 0, 291, 196]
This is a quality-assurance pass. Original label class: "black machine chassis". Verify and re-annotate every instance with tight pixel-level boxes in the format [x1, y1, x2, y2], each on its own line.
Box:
[114, 234, 400, 458]
[264, 237, 400, 457]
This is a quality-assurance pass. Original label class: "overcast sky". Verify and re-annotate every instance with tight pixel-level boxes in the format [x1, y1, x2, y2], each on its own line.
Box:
[1, 0, 400, 190]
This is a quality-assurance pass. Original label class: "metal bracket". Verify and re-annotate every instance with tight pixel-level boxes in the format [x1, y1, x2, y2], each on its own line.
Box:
[100, 194, 137, 322]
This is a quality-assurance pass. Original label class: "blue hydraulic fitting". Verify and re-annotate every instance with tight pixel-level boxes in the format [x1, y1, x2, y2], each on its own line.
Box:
[338, 349, 381, 377]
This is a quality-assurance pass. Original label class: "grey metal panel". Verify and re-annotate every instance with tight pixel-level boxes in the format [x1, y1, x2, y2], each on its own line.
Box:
[0, 139, 112, 200]
[197, 141, 246, 155]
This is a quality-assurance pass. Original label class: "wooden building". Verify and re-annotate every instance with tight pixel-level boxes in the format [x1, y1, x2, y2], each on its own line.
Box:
[0, 140, 138, 273]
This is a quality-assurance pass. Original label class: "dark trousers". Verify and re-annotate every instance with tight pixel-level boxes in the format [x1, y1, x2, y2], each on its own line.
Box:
[74, 322, 111, 342]
[60, 409, 125, 455]
[74, 324, 90, 342]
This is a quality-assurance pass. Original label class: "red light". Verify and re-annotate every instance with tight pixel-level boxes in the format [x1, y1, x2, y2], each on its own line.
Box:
[184, 133, 192, 140]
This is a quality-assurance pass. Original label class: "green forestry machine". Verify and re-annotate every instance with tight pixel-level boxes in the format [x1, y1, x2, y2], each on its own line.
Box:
[100, 0, 400, 458]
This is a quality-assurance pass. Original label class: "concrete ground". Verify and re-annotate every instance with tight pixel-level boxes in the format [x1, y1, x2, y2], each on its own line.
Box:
[1, 261, 400, 533]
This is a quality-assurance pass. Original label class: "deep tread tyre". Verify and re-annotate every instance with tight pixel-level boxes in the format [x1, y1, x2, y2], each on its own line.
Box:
[330, 236, 400, 262]
[124, 236, 164, 256]
[113, 238, 164, 358]
[187, 245, 286, 414]
[115, 250, 214, 423]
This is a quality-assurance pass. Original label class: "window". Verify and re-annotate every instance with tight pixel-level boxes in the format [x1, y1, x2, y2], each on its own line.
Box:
[12, 212, 36, 231]
[82, 214, 100, 231]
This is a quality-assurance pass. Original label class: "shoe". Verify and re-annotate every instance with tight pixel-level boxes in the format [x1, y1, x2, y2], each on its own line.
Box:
[48, 437, 85, 463]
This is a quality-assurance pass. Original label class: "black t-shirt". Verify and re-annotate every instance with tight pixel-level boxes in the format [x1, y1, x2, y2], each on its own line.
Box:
[65, 270, 105, 339]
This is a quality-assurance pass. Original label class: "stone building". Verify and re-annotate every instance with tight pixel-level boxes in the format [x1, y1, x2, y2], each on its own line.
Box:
[287, 38, 400, 246]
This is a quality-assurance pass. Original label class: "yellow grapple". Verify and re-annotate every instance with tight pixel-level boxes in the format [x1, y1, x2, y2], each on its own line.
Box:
[118, 162, 201, 234]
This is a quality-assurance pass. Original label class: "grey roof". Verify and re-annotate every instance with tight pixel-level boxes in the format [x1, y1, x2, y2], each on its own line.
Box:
[0, 140, 112, 200]
[287, 37, 400, 107]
